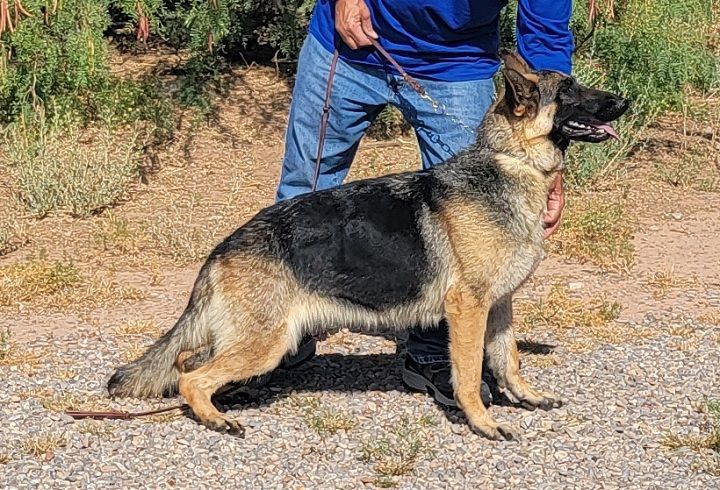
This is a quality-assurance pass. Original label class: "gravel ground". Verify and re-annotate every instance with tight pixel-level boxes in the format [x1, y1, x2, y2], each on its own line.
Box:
[1, 314, 718, 489]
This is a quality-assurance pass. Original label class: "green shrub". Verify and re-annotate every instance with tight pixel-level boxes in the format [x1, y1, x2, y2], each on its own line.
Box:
[4, 114, 145, 218]
[587, 0, 717, 117]
[367, 106, 410, 140]
[0, 0, 173, 131]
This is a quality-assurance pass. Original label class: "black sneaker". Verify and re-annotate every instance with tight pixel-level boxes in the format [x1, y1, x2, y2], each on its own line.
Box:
[279, 336, 317, 369]
[402, 356, 493, 408]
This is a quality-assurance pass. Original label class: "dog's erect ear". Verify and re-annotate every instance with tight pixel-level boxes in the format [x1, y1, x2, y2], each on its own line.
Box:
[503, 68, 539, 117]
[500, 50, 540, 117]
[500, 49, 535, 77]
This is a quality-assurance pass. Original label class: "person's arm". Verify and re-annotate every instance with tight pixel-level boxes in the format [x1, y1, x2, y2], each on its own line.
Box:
[516, 0, 573, 74]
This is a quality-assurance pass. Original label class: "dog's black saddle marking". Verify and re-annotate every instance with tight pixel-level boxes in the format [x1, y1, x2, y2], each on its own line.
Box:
[274, 176, 433, 310]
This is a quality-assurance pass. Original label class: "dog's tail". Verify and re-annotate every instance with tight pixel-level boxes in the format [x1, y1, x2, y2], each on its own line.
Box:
[107, 275, 212, 398]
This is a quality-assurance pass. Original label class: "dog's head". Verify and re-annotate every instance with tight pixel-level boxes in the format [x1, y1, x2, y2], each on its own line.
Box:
[498, 51, 629, 149]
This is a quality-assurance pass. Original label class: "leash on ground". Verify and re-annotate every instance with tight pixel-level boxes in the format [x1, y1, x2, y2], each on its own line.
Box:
[65, 38, 429, 422]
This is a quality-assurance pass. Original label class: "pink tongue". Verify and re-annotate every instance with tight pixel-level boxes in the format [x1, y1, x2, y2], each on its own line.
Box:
[594, 123, 620, 141]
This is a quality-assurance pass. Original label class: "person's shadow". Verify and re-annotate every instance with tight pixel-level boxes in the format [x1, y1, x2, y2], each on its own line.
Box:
[210, 334, 557, 424]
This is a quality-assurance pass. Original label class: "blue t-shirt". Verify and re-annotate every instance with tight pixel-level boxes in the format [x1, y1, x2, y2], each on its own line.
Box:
[309, 0, 573, 81]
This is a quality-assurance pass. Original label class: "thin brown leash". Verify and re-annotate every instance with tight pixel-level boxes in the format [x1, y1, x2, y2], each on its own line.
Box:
[65, 39, 429, 423]
[311, 39, 428, 192]
[66, 404, 187, 421]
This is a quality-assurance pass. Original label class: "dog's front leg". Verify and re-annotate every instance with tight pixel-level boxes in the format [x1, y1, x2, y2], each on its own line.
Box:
[485, 295, 562, 411]
[445, 285, 518, 441]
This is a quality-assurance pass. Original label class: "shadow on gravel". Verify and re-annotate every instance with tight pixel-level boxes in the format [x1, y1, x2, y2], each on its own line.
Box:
[211, 338, 557, 426]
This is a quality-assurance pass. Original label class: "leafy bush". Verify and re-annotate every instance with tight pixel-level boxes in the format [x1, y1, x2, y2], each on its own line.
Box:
[0, 0, 172, 130]
[4, 114, 145, 217]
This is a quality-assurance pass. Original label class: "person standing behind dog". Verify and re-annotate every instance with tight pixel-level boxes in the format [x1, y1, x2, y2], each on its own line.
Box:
[270, 0, 573, 406]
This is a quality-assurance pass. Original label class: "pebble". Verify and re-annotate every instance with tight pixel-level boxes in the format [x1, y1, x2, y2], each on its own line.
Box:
[0, 318, 718, 489]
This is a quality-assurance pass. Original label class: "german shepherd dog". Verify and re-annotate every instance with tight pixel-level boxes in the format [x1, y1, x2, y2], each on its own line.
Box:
[108, 52, 628, 440]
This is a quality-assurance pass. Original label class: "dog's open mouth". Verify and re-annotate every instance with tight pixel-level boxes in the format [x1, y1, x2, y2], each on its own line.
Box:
[562, 120, 620, 141]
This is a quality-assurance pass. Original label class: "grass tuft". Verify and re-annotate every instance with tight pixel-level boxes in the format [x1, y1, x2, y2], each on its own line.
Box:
[360, 417, 434, 485]
[655, 152, 720, 193]
[549, 196, 634, 272]
[0, 253, 143, 309]
[93, 212, 147, 256]
[285, 396, 356, 436]
[20, 433, 67, 458]
[516, 284, 627, 349]
[664, 400, 720, 475]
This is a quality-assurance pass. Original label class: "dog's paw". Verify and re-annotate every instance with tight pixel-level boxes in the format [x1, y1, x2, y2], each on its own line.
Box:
[202, 417, 246, 438]
[518, 390, 563, 411]
[470, 420, 519, 441]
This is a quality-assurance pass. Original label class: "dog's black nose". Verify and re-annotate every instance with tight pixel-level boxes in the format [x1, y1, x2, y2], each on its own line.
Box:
[616, 97, 630, 114]
[598, 96, 630, 121]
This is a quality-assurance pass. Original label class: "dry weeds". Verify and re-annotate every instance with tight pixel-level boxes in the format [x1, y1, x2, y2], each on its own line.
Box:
[0, 326, 11, 361]
[20, 433, 67, 458]
[5, 122, 147, 218]
[698, 310, 720, 326]
[515, 284, 631, 350]
[643, 269, 695, 299]
[76, 420, 117, 439]
[0, 219, 29, 257]
[549, 195, 634, 273]
[0, 253, 143, 309]
[144, 188, 238, 264]
[115, 319, 164, 338]
[24, 387, 112, 413]
[0, 343, 47, 376]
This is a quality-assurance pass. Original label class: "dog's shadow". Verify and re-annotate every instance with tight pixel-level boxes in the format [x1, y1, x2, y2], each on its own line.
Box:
[210, 338, 557, 423]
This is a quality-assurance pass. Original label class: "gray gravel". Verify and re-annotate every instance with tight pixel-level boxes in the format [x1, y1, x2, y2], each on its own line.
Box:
[1, 314, 718, 489]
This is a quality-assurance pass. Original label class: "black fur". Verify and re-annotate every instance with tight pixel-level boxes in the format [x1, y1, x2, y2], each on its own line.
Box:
[272, 174, 440, 309]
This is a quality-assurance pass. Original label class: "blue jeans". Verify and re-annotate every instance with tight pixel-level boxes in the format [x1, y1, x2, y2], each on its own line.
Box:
[276, 34, 495, 364]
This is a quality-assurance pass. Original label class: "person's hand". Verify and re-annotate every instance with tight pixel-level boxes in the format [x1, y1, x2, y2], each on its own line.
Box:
[543, 173, 565, 239]
[335, 0, 378, 49]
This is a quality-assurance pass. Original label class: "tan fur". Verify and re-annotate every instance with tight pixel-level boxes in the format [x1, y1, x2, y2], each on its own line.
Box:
[445, 284, 518, 439]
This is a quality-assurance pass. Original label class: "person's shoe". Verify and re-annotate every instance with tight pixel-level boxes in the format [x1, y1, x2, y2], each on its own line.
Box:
[401, 356, 493, 408]
[279, 336, 317, 369]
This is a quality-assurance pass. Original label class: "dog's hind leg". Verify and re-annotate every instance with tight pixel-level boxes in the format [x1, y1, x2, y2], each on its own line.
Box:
[485, 295, 562, 411]
[178, 323, 291, 437]
[445, 285, 518, 441]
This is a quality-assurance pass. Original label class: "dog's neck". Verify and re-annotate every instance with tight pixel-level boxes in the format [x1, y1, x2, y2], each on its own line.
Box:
[476, 110, 564, 180]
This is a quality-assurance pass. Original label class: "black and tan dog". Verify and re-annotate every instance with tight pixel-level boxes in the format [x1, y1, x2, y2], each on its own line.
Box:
[108, 52, 628, 440]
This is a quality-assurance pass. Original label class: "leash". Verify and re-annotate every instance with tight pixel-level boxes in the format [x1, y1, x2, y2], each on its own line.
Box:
[66, 404, 187, 420]
[311, 38, 429, 191]
[66, 38, 428, 423]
